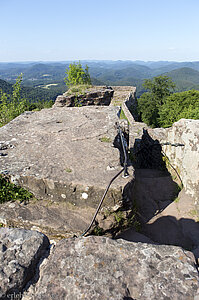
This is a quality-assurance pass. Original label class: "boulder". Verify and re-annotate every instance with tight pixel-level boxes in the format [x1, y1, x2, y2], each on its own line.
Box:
[53, 86, 114, 107]
[0, 227, 49, 300]
[23, 236, 199, 300]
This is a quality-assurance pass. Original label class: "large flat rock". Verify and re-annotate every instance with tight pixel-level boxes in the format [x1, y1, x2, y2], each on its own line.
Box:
[23, 236, 199, 300]
[0, 106, 131, 208]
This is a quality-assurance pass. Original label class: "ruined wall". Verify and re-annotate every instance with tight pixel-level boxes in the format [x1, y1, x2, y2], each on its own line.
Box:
[123, 97, 199, 206]
[161, 119, 199, 202]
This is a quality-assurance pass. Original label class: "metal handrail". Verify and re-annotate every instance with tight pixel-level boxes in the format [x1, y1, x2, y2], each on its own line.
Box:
[81, 123, 128, 236]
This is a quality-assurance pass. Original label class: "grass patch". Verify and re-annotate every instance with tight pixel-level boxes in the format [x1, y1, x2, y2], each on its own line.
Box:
[174, 197, 180, 203]
[99, 136, 111, 143]
[65, 168, 72, 173]
[120, 109, 128, 120]
[0, 175, 33, 204]
[67, 84, 92, 95]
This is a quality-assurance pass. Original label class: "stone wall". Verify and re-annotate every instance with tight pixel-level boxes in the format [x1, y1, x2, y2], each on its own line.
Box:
[53, 86, 114, 107]
[161, 119, 199, 202]
[122, 98, 199, 208]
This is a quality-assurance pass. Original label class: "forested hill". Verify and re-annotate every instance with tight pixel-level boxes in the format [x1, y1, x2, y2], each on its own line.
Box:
[1, 61, 199, 99]
[0, 78, 64, 103]
[164, 67, 199, 91]
[0, 79, 13, 94]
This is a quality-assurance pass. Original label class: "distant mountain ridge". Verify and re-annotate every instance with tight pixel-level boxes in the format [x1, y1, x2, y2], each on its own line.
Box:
[1, 60, 199, 98]
[164, 67, 199, 91]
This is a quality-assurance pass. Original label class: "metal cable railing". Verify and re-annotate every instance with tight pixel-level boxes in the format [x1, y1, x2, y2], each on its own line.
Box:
[81, 123, 128, 237]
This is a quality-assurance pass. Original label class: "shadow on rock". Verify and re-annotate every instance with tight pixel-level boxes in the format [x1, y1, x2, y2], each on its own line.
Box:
[141, 216, 199, 259]
[116, 129, 199, 263]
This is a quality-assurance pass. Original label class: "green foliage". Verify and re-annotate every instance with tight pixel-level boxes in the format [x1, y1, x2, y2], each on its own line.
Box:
[91, 225, 104, 236]
[99, 136, 111, 143]
[138, 76, 175, 127]
[119, 109, 128, 121]
[0, 175, 33, 204]
[67, 84, 91, 95]
[159, 90, 199, 127]
[0, 74, 27, 126]
[0, 75, 54, 127]
[26, 99, 54, 111]
[64, 62, 91, 87]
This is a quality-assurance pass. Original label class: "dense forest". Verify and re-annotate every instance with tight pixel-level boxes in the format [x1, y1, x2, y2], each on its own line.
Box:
[1, 60, 199, 98]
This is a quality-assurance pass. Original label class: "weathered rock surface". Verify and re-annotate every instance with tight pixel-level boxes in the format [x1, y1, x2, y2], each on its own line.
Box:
[120, 116, 199, 261]
[0, 106, 131, 207]
[54, 86, 114, 107]
[0, 199, 96, 240]
[163, 119, 199, 201]
[140, 188, 199, 260]
[128, 169, 179, 222]
[0, 228, 49, 300]
[23, 236, 199, 300]
[110, 86, 136, 106]
[148, 119, 199, 204]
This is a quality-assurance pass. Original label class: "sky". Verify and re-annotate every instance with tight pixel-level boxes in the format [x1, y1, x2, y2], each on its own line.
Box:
[1, 0, 199, 62]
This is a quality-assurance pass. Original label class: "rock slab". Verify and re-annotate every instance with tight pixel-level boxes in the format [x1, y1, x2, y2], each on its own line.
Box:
[0, 106, 130, 208]
[23, 236, 199, 300]
[0, 228, 49, 300]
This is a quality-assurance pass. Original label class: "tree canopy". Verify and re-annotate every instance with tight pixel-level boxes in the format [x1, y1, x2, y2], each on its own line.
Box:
[159, 90, 199, 127]
[138, 75, 199, 128]
[138, 75, 175, 127]
[0, 74, 54, 127]
[64, 62, 91, 87]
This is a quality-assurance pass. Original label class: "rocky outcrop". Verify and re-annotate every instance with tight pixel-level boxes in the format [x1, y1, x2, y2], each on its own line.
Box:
[23, 236, 199, 300]
[0, 106, 133, 236]
[53, 86, 114, 107]
[0, 228, 49, 300]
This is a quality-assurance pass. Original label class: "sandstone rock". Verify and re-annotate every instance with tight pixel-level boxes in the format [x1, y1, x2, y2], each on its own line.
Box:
[23, 236, 199, 300]
[110, 86, 136, 106]
[139, 188, 199, 260]
[129, 169, 179, 222]
[0, 228, 49, 299]
[0, 106, 131, 207]
[147, 119, 199, 203]
[0, 106, 133, 236]
[53, 86, 114, 107]
[0, 199, 97, 240]
[162, 119, 199, 201]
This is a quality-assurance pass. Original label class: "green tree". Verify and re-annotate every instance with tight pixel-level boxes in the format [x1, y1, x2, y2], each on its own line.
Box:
[159, 90, 199, 127]
[64, 61, 91, 87]
[138, 75, 175, 127]
[0, 74, 27, 126]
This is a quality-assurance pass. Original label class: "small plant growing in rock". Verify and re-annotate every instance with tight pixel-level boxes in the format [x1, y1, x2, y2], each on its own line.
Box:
[99, 136, 111, 143]
[119, 109, 128, 121]
[91, 225, 104, 236]
[0, 175, 33, 203]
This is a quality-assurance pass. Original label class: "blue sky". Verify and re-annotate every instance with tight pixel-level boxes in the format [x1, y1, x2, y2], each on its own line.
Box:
[1, 0, 199, 62]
